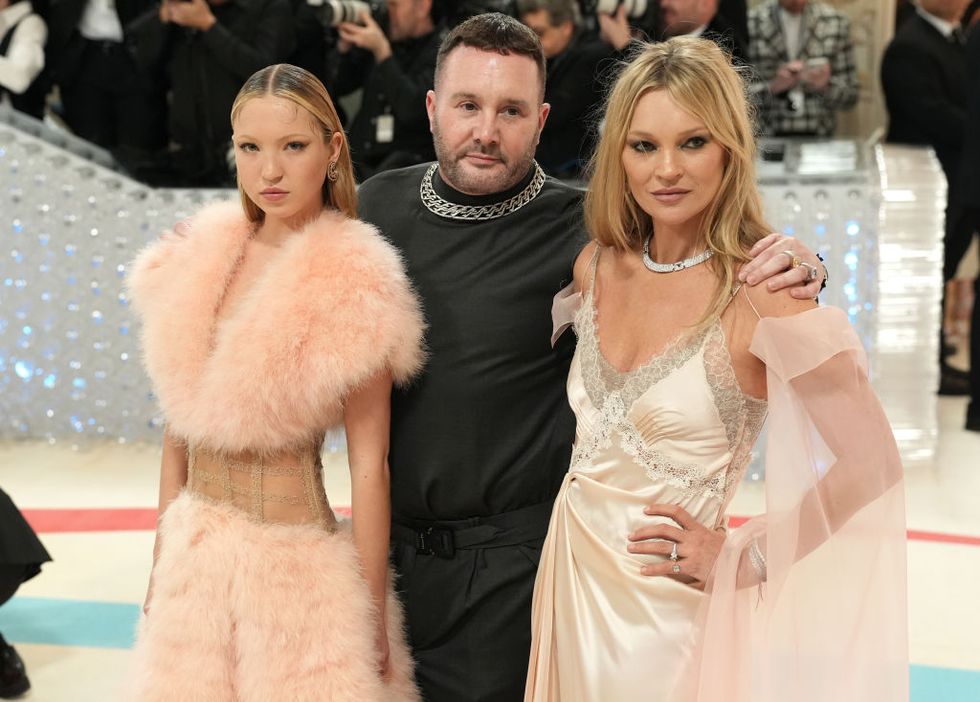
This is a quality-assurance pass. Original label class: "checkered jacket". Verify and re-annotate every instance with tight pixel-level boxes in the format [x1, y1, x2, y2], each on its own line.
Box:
[748, 0, 859, 136]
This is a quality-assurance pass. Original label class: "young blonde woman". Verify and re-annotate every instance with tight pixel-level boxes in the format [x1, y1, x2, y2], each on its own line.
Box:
[526, 38, 908, 702]
[125, 64, 423, 701]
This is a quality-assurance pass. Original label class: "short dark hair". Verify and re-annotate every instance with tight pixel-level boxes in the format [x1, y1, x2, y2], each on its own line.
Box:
[434, 12, 547, 98]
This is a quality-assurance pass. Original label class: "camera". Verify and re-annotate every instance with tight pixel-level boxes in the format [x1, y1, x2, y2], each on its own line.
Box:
[306, 0, 372, 27]
[583, 0, 649, 17]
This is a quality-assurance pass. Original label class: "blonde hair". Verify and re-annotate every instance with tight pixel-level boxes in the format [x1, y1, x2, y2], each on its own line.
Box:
[230, 64, 357, 222]
[584, 38, 771, 325]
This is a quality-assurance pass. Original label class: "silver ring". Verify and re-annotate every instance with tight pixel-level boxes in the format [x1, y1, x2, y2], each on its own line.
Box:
[800, 261, 818, 282]
[669, 542, 679, 562]
[672, 563, 681, 574]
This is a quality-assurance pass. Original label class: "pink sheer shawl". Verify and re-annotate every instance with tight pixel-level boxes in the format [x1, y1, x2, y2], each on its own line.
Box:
[691, 306, 909, 701]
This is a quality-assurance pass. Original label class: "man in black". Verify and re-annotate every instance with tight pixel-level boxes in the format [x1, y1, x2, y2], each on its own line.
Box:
[44, 0, 166, 164]
[516, 0, 613, 178]
[359, 13, 826, 701]
[881, 0, 970, 394]
[329, 0, 441, 179]
[128, 0, 295, 186]
[953, 23, 980, 430]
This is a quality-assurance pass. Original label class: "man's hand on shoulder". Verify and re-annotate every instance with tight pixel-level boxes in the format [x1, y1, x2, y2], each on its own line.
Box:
[739, 233, 826, 300]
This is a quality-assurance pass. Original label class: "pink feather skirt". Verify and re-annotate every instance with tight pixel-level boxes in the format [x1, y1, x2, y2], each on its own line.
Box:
[125, 492, 419, 702]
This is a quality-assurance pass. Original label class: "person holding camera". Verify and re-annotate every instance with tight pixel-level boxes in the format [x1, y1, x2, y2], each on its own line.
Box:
[327, 0, 441, 180]
[747, 0, 858, 137]
[516, 0, 620, 178]
[127, 0, 296, 186]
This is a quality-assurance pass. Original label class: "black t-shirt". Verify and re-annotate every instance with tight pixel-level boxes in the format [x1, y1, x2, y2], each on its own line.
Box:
[358, 163, 587, 520]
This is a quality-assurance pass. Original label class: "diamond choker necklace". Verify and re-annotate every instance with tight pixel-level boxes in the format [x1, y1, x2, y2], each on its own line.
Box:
[420, 162, 546, 221]
[641, 233, 714, 273]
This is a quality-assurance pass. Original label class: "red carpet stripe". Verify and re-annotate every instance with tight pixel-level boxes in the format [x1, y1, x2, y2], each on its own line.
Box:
[22, 508, 980, 546]
[23, 506, 352, 533]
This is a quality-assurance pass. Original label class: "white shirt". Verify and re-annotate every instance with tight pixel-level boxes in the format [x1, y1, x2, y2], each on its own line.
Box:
[779, 8, 804, 59]
[915, 6, 958, 40]
[78, 0, 124, 42]
[0, 1, 46, 95]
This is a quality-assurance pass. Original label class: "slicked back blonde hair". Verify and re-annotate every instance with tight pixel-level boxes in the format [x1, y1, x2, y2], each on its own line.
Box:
[584, 38, 771, 325]
[231, 64, 357, 222]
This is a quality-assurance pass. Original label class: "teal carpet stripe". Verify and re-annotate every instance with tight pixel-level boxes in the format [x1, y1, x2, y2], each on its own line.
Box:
[0, 596, 139, 649]
[2, 596, 979, 699]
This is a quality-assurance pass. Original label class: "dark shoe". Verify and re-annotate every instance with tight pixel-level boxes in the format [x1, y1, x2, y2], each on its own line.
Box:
[967, 402, 980, 432]
[939, 364, 971, 396]
[0, 635, 30, 699]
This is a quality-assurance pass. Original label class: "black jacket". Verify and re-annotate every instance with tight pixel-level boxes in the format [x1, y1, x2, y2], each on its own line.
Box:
[881, 14, 967, 185]
[43, 0, 156, 84]
[128, 0, 295, 183]
[328, 29, 441, 177]
[537, 32, 613, 178]
[954, 26, 980, 207]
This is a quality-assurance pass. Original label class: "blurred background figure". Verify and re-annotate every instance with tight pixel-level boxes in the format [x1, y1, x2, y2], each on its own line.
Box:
[326, 0, 441, 180]
[128, 0, 295, 186]
[659, 0, 748, 63]
[0, 0, 47, 118]
[881, 0, 971, 396]
[0, 487, 51, 700]
[517, 0, 616, 178]
[44, 0, 166, 172]
[748, 0, 858, 137]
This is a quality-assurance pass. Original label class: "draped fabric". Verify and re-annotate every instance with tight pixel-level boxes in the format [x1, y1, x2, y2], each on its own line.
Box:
[536, 298, 908, 701]
[692, 306, 908, 701]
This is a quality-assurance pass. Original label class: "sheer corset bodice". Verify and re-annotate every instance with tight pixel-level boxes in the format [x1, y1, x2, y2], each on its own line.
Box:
[187, 441, 337, 529]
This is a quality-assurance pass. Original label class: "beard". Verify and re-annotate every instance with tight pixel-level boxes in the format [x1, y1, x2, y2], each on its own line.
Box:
[432, 117, 539, 197]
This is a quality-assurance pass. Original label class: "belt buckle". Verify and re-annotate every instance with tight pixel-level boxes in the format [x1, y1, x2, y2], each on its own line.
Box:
[415, 526, 455, 559]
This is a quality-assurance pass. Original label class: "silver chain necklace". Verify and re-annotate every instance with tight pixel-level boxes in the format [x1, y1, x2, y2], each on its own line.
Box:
[642, 233, 714, 273]
[419, 161, 546, 221]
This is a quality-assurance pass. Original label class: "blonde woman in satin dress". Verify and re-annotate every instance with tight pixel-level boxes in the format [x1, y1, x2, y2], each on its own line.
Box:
[125, 65, 423, 701]
[526, 38, 909, 702]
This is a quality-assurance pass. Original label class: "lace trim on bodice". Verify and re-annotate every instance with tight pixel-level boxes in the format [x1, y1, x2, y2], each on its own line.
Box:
[571, 290, 767, 501]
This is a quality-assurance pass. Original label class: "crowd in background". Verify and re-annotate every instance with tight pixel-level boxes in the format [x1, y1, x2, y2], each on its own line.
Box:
[0, 0, 906, 187]
[1, 0, 979, 415]
[0, 0, 973, 185]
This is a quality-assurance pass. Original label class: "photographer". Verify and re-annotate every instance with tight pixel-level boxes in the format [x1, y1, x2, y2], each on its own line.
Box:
[517, 0, 616, 178]
[748, 0, 857, 137]
[128, 0, 295, 186]
[326, 0, 441, 179]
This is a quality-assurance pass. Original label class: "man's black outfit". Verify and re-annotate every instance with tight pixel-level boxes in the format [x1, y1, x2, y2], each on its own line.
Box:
[328, 29, 441, 180]
[44, 0, 165, 154]
[537, 31, 612, 179]
[359, 162, 585, 701]
[881, 12, 969, 393]
[952, 27, 980, 428]
[128, 0, 295, 186]
[0, 488, 51, 699]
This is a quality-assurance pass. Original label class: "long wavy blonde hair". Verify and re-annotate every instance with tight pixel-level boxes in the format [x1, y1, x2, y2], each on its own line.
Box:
[230, 64, 357, 222]
[584, 38, 772, 325]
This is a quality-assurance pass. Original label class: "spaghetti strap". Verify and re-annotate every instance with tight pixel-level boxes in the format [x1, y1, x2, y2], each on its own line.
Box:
[587, 243, 601, 298]
[735, 282, 763, 319]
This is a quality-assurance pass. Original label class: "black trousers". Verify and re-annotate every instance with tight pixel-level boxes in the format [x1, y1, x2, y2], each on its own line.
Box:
[60, 39, 166, 152]
[391, 504, 552, 702]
